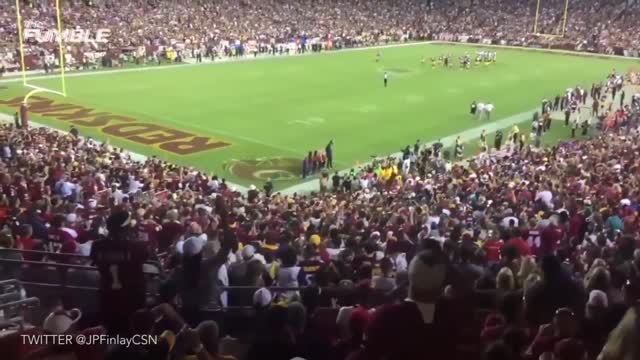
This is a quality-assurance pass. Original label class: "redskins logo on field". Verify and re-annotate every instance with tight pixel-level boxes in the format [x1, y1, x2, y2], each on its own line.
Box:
[224, 158, 300, 182]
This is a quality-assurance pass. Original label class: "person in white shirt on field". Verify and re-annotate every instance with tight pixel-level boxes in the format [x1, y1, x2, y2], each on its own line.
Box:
[476, 102, 485, 120]
[484, 103, 494, 121]
[402, 157, 411, 175]
[566, 88, 574, 102]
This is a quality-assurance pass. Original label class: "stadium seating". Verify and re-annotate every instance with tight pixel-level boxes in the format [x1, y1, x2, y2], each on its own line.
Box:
[1, 0, 640, 71]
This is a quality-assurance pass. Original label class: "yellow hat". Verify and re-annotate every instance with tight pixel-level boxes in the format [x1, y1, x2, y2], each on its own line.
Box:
[310, 234, 321, 246]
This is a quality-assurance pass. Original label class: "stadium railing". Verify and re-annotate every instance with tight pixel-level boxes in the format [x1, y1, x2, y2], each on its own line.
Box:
[0, 279, 41, 329]
[0, 248, 164, 272]
[0, 266, 491, 355]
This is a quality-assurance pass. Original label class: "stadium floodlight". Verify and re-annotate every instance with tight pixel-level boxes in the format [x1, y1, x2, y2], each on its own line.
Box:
[532, 0, 570, 38]
[15, 0, 68, 103]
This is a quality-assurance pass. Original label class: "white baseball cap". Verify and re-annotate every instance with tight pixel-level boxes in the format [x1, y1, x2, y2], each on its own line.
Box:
[183, 236, 206, 257]
[253, 288, 272, 308]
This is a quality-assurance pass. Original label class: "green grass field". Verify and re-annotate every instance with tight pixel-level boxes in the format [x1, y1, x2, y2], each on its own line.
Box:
[0, 43, 637, 189]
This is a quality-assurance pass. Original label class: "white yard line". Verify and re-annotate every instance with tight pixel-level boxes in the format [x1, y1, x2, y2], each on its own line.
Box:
[279, 108, 538, 194]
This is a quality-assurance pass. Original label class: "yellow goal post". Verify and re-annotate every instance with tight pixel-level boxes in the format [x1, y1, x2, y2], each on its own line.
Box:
[532, 0, 570, 38]
[15, 0, 68, 103]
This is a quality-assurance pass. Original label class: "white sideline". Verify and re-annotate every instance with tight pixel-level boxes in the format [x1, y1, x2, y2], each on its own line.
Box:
[1, 40, 638, 85]
[0, 41, 434, 84]
[280, 108, 539, 195]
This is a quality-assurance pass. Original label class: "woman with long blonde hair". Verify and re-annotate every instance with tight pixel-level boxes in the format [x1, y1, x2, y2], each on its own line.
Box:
[517, 256, 537, 287]
[496, 267, 515, 292]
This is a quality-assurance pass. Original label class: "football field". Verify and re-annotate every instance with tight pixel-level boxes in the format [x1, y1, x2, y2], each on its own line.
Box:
[0, 43, 637, 189]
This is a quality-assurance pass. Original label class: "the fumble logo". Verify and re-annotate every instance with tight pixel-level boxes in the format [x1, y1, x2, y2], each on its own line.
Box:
[23, 23, 111, 44]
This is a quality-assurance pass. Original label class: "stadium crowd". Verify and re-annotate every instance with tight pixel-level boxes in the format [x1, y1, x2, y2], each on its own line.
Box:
[0, 70, 638, 360]
[1, 0, 640, 71]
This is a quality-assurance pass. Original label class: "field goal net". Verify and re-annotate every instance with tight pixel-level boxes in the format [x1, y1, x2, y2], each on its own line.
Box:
[15, 0, 68, 103]
[532, 0, 570, 38]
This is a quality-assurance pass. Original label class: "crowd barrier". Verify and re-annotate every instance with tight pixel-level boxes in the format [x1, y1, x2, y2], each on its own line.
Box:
[0, 249, 399, 308]
[0, 249, 493, 354]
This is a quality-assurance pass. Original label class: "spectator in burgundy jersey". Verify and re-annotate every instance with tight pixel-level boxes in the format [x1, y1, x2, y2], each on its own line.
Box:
[157, 209, 184, 253]
[342, 305, 373, 355]
[15, 224, 40, 260]
[54, 238, 80, 264]
[481, 292, 528, 345]
[298, 244, 327, 285]
[353, 249, 464, 360]
[504, 229, 531, 257]
[540, 220, 564, 256]
[90, 210, 149, 335]
[136, 210, 161, 253]
[483, 232, 503, 265]
[47, 214, 75, 252]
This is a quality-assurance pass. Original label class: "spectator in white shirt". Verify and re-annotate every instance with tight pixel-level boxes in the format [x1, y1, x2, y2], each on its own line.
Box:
[535, 189, 553, 208]
[111, 183, 125, 206]
[501, 212, 519, 229]
[128, 175, 142, 194]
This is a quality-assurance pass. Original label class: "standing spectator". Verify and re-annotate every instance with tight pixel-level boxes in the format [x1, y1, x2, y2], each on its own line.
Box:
[157, 209, 184, 253]
[494, 130, 503, 150]
[0, 232, 22, 280]
[90, 211, 149, 335]
[13, 112, 20, 129]
[325, 139, 334, 169]
[247, 306, 298, 360]
[505, 230, 531, 257]
[353, 250, 465, 360]
[70, 125, 79, 138]
[598, 304, 640, 360]
[371, 257, 396, 292]
[173, 235, 228, 327]
[525, 256, 586, 328]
